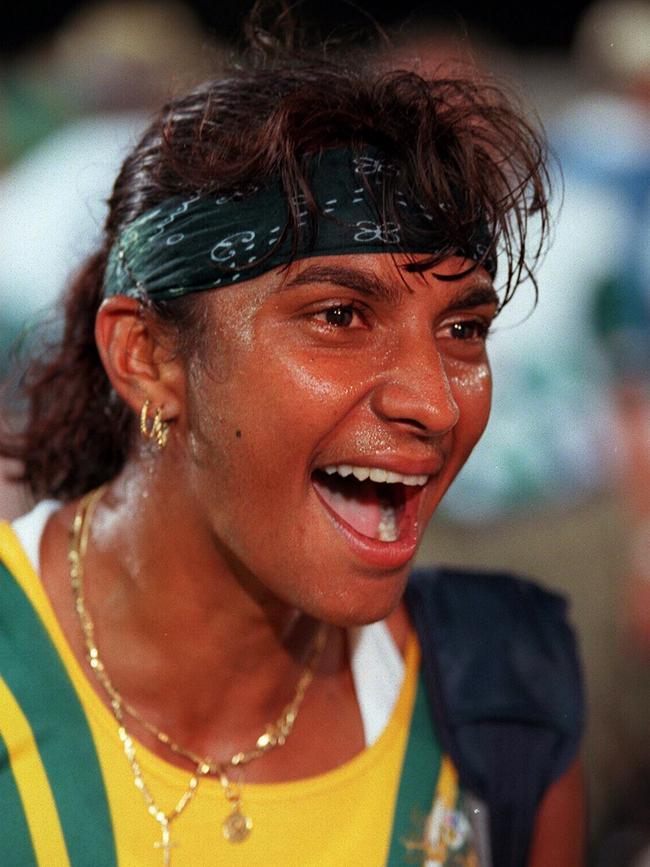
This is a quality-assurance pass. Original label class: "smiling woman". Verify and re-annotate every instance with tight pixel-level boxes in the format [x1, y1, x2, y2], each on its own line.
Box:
[0, 13, 584, 867]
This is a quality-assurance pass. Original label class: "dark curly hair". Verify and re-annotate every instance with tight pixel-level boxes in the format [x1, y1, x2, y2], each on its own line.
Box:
[1, 30, 551, 502]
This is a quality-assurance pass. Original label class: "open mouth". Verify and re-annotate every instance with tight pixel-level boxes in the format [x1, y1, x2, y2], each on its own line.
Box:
[311, 465, 428, 544]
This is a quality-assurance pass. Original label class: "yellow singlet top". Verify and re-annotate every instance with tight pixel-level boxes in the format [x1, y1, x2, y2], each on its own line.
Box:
[1, 521, 456, 867]
[89, 633, 421, 866]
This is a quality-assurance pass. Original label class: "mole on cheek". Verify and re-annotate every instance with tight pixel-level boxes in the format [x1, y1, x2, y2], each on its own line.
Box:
[235, 430, 242, 439]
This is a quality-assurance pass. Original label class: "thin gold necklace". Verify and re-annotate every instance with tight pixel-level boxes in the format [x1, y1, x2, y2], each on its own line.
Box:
[69, 485, 328, 862]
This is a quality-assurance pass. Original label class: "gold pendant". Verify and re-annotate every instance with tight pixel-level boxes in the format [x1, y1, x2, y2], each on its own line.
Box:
[222, 808, 253, 843]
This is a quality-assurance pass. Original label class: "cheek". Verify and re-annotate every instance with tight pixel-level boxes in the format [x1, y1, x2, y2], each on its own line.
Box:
[449, 361, 493, 444]
[259, 351, 365, 450]
[185, 348, 350, 513]
[276, 347, 364, 404]
[277, 357, 345, 400]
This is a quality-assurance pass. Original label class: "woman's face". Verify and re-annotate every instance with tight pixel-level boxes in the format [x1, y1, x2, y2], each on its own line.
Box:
[180, 253, 498, 625]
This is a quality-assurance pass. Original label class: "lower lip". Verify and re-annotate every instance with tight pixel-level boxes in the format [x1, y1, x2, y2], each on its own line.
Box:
[311, 481, 424, 570]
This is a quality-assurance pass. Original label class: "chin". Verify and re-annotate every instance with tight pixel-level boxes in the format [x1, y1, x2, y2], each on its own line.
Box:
[296, 568, 410, 629]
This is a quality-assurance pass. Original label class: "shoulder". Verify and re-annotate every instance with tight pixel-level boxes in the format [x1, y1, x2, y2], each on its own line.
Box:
[405, 565, 584, 782]
[0, 520, 29, 573]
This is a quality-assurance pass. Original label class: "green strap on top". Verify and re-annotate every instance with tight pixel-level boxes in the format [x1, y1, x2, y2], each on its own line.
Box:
[0, 560, 117, 867]
[386, 669, 442, 866]
[0, 731, 38, 865]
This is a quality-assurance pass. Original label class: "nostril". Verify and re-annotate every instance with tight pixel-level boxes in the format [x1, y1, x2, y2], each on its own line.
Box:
[393, 416, 434, 434]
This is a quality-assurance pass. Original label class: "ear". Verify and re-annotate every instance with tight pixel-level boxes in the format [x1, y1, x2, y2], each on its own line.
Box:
[95, 296, 185, 423]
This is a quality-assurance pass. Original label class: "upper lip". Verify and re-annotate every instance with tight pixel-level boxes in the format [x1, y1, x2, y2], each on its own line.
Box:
[313, 455, 445, 478]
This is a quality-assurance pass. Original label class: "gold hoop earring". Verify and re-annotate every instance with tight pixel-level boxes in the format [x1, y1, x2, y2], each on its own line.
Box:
[139, 400, 169, 449]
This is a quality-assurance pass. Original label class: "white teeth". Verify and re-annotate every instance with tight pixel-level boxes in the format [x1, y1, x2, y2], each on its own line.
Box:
[319, 464, 429, 487]
[402, 475, 428, 487]
[377, 502, 398, 542]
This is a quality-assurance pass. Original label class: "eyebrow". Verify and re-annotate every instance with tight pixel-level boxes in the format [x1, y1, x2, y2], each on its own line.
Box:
[282, 262, 499, 310]
[445, 285, 500, 312]
[284, 263, 404, 305]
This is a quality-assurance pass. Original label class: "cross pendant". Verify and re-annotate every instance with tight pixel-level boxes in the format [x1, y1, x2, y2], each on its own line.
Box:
[153, 824, 178, 866]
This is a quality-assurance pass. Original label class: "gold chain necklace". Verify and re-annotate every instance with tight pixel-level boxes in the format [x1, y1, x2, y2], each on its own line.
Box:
[69, 485, 327, 862]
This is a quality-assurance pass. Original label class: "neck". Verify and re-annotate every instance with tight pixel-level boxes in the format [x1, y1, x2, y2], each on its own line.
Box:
[65, 465, 337, 759]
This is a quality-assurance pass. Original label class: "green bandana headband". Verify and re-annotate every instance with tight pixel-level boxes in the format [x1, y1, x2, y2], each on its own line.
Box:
[104, 148, 495, 301]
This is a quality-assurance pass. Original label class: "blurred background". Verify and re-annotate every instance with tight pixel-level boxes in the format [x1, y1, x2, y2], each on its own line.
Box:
[1, 2, 648, 863]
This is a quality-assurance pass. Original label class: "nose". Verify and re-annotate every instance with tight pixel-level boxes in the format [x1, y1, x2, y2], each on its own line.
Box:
[370, 341, 460, 437]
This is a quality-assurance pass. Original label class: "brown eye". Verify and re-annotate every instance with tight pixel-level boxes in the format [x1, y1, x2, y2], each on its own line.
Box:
[311, 302, 367, 331]
[450, 320, 489, 340]
[318, 305, 358, 327]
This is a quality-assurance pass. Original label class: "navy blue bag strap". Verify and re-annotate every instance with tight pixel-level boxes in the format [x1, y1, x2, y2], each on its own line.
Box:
[405, 567, 584, 867]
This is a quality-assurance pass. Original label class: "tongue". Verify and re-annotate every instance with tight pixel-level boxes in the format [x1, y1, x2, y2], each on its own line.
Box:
[312, 474, 388, 539]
